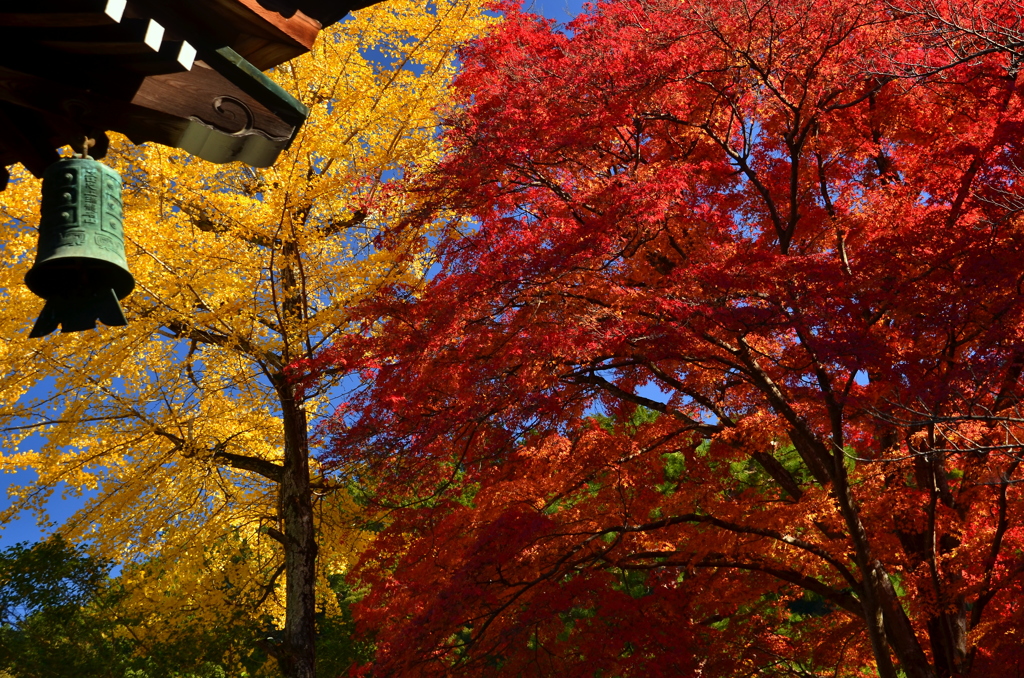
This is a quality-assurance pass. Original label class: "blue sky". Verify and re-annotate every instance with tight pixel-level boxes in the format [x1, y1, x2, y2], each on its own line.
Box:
[529, 0, 588, 23]
[0, 0, 594, 549]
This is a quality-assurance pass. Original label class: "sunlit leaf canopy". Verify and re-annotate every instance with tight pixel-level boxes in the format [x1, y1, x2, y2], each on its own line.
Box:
[0, 0, 492, 635]
[313, 0, 1024, 675]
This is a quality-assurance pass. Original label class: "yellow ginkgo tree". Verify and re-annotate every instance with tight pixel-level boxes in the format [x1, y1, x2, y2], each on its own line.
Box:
[0, 2, 491, 676]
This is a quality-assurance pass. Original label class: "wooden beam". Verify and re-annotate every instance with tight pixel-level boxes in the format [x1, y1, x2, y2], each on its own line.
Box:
[201, 47, 308, 126]
[294, 0, 387, 26]
[0, 103, 63, 177]
[0, 0, 125, 28]
[36, 18, 165, 55]
[231, 0, 321, 48]
[131, 62, 295, 140]
[123, 40, 197, 75]
[132, 0, 320, 70]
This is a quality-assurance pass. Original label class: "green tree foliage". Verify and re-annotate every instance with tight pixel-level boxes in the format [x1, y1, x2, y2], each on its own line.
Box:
[0, 539, 369, 678]
[0, 537, 131, 678]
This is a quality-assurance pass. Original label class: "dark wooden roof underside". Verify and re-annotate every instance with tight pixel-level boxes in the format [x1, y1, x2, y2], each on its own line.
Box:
[0, 0, 384, 189]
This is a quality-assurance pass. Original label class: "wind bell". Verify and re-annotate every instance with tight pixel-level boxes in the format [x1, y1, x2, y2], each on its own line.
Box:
[25, 140, 135, 338]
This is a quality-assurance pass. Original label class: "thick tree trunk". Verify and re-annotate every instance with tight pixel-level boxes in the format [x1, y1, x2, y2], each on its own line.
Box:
[271, 232, 319, 677]
[279, 387, 318, 678]
[830, 447, 936, 678]
[785, 421, 935, 678]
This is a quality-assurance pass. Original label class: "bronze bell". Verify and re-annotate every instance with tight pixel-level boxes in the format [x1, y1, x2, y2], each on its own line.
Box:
[25, 157, 135, 338]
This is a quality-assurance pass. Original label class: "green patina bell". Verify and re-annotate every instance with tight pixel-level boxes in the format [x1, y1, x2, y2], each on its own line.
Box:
[25, 156, 135, 338]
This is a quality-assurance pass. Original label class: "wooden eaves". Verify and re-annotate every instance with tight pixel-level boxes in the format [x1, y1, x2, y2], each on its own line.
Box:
[0, 0, 385, 190]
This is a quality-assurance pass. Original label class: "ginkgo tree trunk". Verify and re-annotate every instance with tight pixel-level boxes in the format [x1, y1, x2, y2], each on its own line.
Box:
[0, 1, 489, 677]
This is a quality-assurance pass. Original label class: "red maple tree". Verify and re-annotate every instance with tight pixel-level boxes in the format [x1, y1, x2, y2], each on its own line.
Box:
[317, 0, 1024, 676]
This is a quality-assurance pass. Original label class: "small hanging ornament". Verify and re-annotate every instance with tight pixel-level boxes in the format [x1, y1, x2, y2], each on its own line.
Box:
[24, 139, 135, 338]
